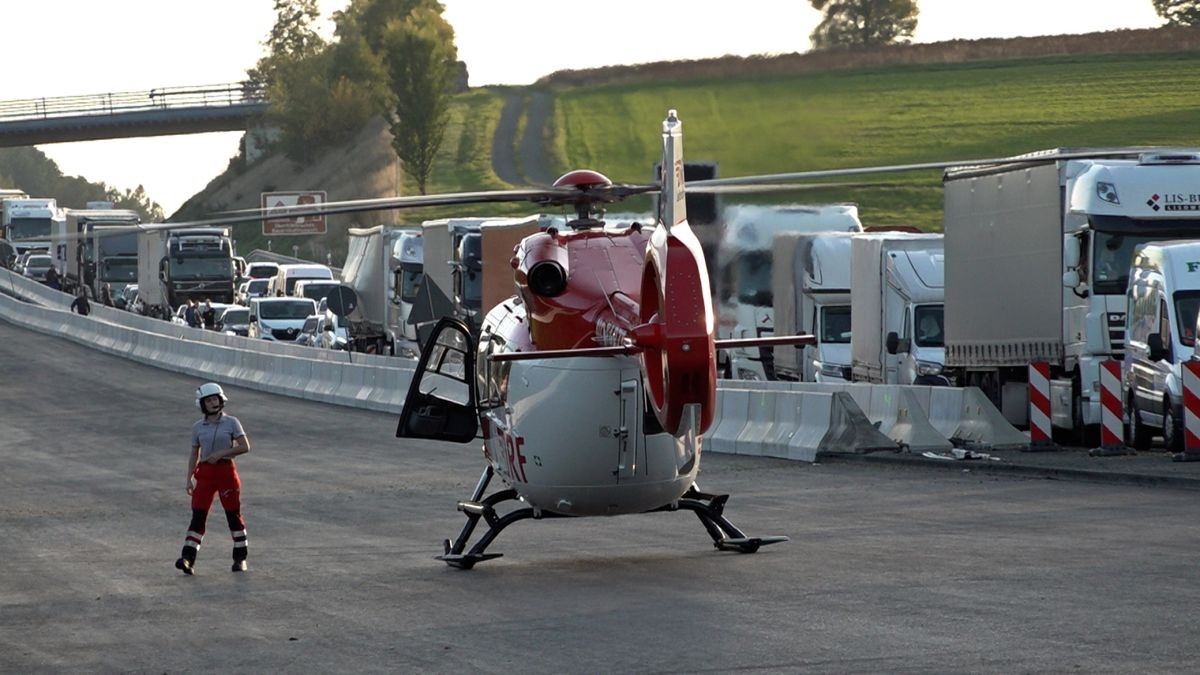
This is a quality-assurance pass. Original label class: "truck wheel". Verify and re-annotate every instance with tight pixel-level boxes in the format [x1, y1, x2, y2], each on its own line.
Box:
[1125, 393, 1152, 452]
[1163, 398, 1183, 453]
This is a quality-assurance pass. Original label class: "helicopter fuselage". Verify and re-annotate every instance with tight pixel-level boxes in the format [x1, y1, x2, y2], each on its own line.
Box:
[476, 283, 701, 518]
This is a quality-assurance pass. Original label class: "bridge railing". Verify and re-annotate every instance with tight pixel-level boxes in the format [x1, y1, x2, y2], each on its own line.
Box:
[0, 82, 268, 121]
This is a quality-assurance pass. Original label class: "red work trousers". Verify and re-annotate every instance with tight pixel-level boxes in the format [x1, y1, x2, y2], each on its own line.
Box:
[191, 461, 242, 511]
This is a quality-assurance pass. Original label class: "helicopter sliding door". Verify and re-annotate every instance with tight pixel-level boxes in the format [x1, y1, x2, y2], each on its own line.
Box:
[396, 318, 479, 443]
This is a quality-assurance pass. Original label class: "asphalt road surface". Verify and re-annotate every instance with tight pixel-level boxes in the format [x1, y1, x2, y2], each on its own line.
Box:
[3, 317, 1200, 673]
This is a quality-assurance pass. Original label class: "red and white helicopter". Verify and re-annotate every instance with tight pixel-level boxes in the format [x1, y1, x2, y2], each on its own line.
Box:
[393, 110, 819, 568]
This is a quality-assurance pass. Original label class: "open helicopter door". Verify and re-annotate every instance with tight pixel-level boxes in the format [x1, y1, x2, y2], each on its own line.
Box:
[396, 317, 479, 443]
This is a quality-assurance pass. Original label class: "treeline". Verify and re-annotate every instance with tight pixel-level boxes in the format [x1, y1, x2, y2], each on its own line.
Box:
[252, 0, 460, 194]
[0, 146, 163, 220]
[535, 26, 1200, 90]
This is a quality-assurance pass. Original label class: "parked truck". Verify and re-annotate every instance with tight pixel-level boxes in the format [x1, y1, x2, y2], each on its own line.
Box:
[137, 227, 236, 317]
[53, 208, 140, 294]
[90, 224, 140, 301]
[850, 233, 947, 386]
[771, 231, 856, 382]
[715, 204, 863, 380]
[336, 225, 423, 355]
[943, 149, 1200, 439]
[3, 198, 60, 258]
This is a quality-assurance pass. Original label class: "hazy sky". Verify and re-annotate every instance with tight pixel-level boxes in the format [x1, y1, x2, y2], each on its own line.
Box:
[4, 1, 1164, 216]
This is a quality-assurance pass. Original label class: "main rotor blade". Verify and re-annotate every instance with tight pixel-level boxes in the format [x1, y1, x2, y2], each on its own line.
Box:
[686, 180, 904, 194]
[687, 147, 1172, 187]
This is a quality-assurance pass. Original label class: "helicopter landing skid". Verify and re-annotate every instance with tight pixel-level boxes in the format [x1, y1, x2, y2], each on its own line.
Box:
[660, 485, 789, 554]
[436, 466, 568, 570]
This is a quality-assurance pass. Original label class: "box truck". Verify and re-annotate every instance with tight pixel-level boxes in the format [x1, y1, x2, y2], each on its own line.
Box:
[771, 231, 856, 382]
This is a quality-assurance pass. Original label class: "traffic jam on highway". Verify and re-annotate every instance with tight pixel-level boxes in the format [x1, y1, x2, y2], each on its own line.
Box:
[4, 147, 1200, 454]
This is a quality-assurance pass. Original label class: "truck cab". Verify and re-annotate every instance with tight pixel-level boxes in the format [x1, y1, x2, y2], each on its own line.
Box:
[851, 233, 947, 386]
[1123, 241, 1200, 451]
[5, 198, 60, 259]
[715, 204, 863, 381]
[393, 230, 424, 356]
[772, 231, 856, 382]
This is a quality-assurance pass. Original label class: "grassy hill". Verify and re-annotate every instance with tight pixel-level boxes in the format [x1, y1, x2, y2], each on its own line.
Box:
[538, 51, 1200, 230]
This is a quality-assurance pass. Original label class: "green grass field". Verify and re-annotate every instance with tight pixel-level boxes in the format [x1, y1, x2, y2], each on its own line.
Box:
[479, 51, 1200, 230]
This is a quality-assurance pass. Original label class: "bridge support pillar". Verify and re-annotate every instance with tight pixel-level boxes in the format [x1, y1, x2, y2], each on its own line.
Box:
[244, 122, 281, 164]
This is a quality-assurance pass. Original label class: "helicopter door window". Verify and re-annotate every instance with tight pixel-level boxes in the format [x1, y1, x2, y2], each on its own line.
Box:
[397, 318, 479, 443]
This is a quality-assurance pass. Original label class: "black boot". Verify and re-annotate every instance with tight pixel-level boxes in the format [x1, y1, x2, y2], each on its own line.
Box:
[175, 556, 194, 575]
[232, 559, 247, 572]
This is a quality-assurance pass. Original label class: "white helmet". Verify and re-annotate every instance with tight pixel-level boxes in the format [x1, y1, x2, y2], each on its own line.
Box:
[196, 382, 228, 410]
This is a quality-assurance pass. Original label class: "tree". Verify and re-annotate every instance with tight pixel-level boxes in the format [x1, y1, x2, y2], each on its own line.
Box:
[380, 7, 458, 194]
[809, 0, 919, 50]
[1153, 0, 1200, 26]
[248, 0, 327, 90]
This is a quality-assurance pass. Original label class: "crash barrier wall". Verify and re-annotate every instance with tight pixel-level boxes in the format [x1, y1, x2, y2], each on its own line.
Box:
[718, 380, 1028, 452]
[708, 388, 898, 462]
[0, 289, 414, 414]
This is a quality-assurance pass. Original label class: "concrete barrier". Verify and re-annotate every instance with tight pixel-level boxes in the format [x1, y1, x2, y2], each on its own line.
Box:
[0, 289, 414, 414]
[710, 389, 750, 455]
[953, 388, 1031, 450]
[785, 392, 834, 462]
[734, 390, 774, 456]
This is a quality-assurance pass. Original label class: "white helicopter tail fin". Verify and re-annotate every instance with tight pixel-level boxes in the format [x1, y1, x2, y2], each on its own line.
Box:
[659, 109, 686, 232]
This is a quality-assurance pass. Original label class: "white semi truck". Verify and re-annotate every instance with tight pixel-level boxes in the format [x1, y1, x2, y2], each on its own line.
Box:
[715, 204, 863, 380]
[771, 231, 856, 382]
[850, 233, 947, 386]
[943, 149, 1200, 439]
[3, 198, 61, 258]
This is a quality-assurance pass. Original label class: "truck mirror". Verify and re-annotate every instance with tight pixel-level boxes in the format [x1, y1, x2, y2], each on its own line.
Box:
[1148, 333, 1167, 362]
[886, 331, 900, 355]
[1062, 270, 1080, 288]
[1063, 236, 1081, 269]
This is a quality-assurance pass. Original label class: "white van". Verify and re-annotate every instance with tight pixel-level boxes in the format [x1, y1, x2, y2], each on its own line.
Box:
[293, 279, 342, 304]
[268, 264, 333, 297]
[248, 296, 318, 341]
[1123, 240, 1200, 452]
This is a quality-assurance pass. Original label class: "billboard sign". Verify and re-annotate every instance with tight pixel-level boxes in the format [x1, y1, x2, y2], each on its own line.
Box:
[261, 191, 327, 236]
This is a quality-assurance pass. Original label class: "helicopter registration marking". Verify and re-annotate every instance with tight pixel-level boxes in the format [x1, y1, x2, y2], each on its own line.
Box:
[499, 426, 528, 483]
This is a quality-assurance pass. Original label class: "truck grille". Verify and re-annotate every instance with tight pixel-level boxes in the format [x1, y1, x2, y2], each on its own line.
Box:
[1108, 312, 1125, 358]
[272, 327, 300, 341]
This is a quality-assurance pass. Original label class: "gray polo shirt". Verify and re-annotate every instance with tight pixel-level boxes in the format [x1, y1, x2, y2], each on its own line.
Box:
[192, 414, 246, 461]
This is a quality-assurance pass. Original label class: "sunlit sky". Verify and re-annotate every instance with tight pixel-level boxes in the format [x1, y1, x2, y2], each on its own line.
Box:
[3, 1, 1164, 216]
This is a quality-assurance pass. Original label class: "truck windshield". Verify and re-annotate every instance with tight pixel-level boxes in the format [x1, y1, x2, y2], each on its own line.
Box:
[1093, 233, 1158, 295]
[1175, 291, 1200, 348]
[8, 218, 51, 242]
[101, 258, 138, 281]
[914, 305, 945, 347]
[260, 301, 314, 320]
[171, 257, 230, 279]
[400, 265, 423, 303]
[820, 306, 851, 344]
[735, 251, 773, 306]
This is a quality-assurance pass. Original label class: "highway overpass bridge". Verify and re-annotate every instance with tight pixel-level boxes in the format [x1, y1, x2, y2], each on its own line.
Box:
[0, 82, 268, 147]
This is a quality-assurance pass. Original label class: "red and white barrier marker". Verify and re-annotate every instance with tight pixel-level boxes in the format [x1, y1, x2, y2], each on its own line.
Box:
[1028, 362, 1053, 449]
[1179, 361, 1200, 461]
[1090, 360, 1132, 456]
